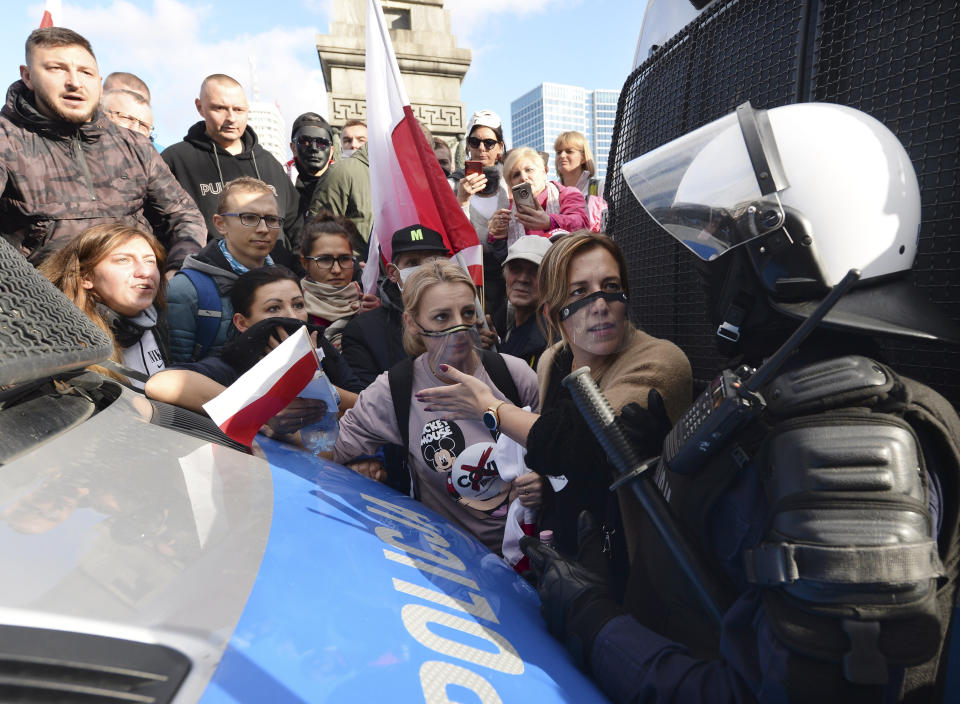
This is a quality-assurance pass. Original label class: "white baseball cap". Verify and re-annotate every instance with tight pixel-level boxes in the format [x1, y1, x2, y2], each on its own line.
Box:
[503, 235, 552, 267]
[465, 109, 502, 136]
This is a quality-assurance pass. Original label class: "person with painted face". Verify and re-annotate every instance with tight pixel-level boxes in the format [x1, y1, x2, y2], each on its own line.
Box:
[340, 223, 450, 387]
[289, 112, 333, 219]
[40, 223, 169, 389]
[415, 231, 692, 592]
[335, 260, 541, 554]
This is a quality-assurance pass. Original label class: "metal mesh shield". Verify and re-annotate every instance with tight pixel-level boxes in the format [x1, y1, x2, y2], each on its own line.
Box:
[606, 0, 960, 406]
[0, 238, 113, 387]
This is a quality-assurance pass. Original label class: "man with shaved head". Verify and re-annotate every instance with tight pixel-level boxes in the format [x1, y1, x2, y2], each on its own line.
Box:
[0, 27, 206, 269]
[162, 74, 302, 255]
[103, 71, 150, 103]
[101, 88, 152, 139]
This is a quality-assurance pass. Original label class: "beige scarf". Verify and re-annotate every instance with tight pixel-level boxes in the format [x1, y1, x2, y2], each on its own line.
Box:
[301, 278, 361, 349]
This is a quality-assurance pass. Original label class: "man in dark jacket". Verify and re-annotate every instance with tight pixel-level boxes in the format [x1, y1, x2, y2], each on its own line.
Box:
[340, 224, 450, 387]
[492, 235, 551, 370]
[308, 142, 371, 259]
[161, 74, 302, 252]
[0, 27, 206, 270]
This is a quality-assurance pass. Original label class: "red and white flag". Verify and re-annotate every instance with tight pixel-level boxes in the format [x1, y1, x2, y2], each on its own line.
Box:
[203, 326, 319, 447]
[39, 0, 61, 27]
[361, 0, 482, 294]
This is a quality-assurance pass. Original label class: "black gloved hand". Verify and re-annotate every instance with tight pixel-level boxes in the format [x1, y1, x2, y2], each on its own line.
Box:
[617, 387, 673, 461]
[520, 511, 625, 669]
[221, 317, 325, 374]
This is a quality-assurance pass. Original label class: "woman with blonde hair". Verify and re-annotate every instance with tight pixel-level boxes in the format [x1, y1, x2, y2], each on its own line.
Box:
[334, 259, 541, 554]
[39, 222, 168, 388]
[487, 146, 590, 244]
[554, 130, 597, 195]
[555, 131, 608, 232]
[415, 231, 692, 593]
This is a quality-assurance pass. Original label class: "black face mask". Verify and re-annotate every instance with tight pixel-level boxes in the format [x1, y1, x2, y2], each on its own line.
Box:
[478, 166, 500, 197]
[293, 126, 332, 175]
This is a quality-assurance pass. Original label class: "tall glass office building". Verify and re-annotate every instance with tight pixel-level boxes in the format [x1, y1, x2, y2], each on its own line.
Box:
[511, 83, 620, 184]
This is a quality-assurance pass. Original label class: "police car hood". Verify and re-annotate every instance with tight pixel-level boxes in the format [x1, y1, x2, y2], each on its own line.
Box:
[0, 387, 607, 702]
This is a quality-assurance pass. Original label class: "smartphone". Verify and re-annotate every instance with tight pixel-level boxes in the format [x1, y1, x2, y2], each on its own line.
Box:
[465, 160, 483, 177]
[511, 182, 538, 210]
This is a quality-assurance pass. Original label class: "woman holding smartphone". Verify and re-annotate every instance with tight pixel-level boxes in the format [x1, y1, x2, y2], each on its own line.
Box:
[488, 147, 590, 244]
[456, 109, 510, 313]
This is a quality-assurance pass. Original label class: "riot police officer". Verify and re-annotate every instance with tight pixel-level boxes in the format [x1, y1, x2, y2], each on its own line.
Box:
[521, 102, 960, 703]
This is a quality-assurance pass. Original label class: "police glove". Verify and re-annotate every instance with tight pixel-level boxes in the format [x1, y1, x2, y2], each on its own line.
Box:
[617, 388, 672, 461]
[520, 511, 625, 670]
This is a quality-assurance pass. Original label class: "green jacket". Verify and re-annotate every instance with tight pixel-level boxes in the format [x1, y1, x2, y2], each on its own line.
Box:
[308, 143, 371, 257]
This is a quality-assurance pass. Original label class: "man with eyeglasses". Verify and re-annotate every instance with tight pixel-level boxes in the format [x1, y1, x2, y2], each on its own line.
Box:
[0, 27, 206, 271]
[167, 177, 286, 363]
[101, 88, 153, 140]
[287, 112, 333, 219]
[162, 74, 302, 253]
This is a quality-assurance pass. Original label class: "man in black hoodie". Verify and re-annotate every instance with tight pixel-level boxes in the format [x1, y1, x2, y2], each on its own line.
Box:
[161, 74, 302, 254]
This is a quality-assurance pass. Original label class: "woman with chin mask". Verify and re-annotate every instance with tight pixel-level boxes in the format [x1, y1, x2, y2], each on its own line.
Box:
[335, 260, 541, 554]
[455, 109, 510, 314]
[299, 212, 378, 350]
[40, 223, 168, 389]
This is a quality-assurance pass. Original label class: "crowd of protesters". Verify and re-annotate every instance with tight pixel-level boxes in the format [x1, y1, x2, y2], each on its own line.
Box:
[2, 24, 627, 549]
[0, 20, 687, 697]
[6, 21, 960, 704]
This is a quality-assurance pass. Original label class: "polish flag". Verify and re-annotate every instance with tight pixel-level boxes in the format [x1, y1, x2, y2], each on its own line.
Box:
[203, 326, 319, 447]
[39, 0, 61, 27]
[361, 0, 482, 294]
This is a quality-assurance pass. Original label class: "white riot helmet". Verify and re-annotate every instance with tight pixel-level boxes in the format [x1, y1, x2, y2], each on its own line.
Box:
[623, 102, 958, 343]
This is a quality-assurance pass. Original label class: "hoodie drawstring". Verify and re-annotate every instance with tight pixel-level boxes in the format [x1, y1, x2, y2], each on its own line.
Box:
[212, 147, 225, 189]
[211, 137, 260, 185]
[250, 150, 262, 180]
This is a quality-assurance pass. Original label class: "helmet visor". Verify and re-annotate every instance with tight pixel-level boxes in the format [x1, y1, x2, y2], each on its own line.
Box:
[622, 110, 785, 261]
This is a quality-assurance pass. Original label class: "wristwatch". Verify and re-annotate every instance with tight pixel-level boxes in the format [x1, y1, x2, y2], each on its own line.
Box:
[482, 401, 507, 432]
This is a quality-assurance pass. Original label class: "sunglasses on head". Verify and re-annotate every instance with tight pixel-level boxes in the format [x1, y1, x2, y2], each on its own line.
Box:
[467, 136, 499, 150]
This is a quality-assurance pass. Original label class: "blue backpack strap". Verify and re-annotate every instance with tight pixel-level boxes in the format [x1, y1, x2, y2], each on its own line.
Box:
[175, 269, 222, 361]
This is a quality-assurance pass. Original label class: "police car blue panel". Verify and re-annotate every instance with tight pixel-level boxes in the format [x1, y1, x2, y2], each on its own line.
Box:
[201, 436, 608, 703]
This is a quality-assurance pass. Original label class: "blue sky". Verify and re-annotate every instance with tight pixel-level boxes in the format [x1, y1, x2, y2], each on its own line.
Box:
[3, 0, 649, 153]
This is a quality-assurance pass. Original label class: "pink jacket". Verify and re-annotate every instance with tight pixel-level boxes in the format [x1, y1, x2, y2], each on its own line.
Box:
[526, 181, 589, 237]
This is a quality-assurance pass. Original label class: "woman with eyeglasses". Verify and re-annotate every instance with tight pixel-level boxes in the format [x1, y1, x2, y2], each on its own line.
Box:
[167, 177, 286, 363]
[334, 260, 541, 554]
[299, 211, 379, 350]
[455, 110, 511, 314]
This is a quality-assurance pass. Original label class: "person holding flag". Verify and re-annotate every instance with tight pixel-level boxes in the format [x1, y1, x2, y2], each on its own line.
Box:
[359, 0, 483, 304]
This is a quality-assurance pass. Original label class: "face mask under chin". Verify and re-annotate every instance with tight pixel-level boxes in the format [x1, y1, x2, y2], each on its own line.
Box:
[420, 324, 481, 381]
